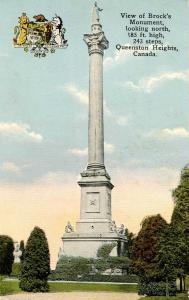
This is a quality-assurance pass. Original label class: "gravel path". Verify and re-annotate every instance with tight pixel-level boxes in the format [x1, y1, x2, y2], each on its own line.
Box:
[0, 292, 140, 300]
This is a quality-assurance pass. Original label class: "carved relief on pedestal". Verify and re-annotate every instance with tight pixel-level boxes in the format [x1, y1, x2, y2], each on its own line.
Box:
[86, 192, 100, 213]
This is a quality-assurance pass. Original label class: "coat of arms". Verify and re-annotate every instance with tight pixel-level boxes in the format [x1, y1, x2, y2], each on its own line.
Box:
[13, 13, 68, 57]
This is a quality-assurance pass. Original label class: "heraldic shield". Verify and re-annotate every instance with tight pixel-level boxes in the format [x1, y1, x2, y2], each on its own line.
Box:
[13, 13, 68, 57]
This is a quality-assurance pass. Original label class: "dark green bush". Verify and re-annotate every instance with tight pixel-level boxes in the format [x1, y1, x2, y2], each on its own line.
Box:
[55, 256, 92, 280]
[94, 255, 131, 274]
[81, 274, 138, 283]
[0, 235, 14, 275]
[19, 278, 49, 292]
[138, 280, 176, 296]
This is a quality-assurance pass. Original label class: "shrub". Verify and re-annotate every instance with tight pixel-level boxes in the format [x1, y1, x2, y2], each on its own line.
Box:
[80, 274, 138, 283]
[19, 278, 49, 292]
[55, 256, 92, 280]
[138, 280, 176, 296]
[49, 271, 138, 283]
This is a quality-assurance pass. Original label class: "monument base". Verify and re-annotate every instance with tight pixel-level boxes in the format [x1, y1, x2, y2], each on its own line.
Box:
[61, 232, 126, 258]
[59, 168, 127, 259]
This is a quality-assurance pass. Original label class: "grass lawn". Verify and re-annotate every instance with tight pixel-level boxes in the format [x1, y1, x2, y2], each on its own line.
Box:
[0, 279, 138, 295]
[138, 294, 187, 300]
[0, 280, 22, 295]
[49, 282, 138, 293]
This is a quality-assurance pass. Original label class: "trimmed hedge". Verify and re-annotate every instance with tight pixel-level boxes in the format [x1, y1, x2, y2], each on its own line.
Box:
[138, 281, 176, 296]
[49, 272, 138, 283]
[81, 274, 138, 283]
[55, 256, 92, 280]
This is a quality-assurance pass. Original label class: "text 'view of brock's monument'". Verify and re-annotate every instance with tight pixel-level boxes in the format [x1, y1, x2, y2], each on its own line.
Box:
[60, 2, 126, 258]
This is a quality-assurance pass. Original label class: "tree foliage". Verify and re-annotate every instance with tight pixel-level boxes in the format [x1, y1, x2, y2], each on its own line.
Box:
[132, 214, 167, 279]
[19, 240, 25, 263]
[155, 223, 185, 293]
[171, 164, 189, 289]
[124, 228, 135, 258]
[19, 226, 50, 292]
[0, 235, 14, 275]
[172, 165, 189, 227]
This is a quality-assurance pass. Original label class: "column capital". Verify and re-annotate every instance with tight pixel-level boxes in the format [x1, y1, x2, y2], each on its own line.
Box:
[83, 32, 109, 55]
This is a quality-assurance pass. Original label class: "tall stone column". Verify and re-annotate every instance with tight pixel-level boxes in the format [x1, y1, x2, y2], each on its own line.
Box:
[84, 2, 109, 170]
[61, 3, 126, 259]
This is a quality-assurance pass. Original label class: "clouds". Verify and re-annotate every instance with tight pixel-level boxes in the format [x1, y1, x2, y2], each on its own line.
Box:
[0, 161, 21, 174]
[104, 142, 115, 154]
[68, 142, 115, 157]
[0, 122, 43, 142]
[122, 70, 189, 93]
[104, 45, 131, 68]
[104, 44, 154, 69]
[63, 83, 88, 105]
[68, 147, 88, 157]
[146, 127, 189, 140]
[63, 83, 128, 126]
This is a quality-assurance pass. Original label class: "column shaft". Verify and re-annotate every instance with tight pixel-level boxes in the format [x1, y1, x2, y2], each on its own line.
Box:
[88, 51, 104, 168]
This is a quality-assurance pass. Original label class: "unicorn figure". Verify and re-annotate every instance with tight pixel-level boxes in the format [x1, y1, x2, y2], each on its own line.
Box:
[50, 15, 67, 47]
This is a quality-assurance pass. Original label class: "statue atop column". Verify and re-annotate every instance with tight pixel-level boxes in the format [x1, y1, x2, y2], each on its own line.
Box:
[92, 2, 103, 24]
[84, 2, 109, 54]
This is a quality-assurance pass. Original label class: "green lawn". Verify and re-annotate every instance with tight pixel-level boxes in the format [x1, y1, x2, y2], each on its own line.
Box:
[0, 280, 22, 295]
[0, 279, 138, 295]
[49, 282, 138, 293]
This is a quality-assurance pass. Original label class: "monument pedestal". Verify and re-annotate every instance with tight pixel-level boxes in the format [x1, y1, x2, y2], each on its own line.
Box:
[61, 167, 126, 258]
[62, 232, 126, 258]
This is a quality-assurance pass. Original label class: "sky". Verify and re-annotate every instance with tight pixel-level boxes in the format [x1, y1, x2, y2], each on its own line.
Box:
[0, 0, 189, 268]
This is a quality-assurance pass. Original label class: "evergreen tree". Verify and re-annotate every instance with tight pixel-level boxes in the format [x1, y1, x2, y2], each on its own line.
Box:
[19, 226, 50, 292]
[171, 164, 189, 291]
[0, 235, 14, 275]
[172, 164, 189, 230]
[19, 240, 25, 262]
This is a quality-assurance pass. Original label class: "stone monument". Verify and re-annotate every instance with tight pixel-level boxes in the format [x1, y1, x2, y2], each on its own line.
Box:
[61, 2, 126, 258]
